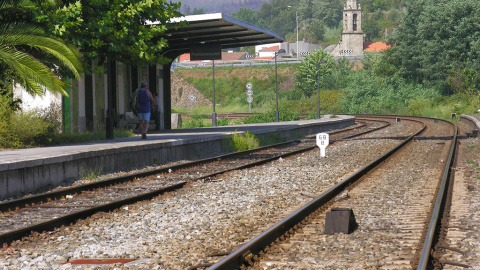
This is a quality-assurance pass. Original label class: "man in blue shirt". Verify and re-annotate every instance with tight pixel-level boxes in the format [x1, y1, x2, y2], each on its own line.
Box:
[136, 81, 156, 139]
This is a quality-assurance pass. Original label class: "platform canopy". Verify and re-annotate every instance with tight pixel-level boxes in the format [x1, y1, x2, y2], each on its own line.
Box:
[147, 13, 285, 59]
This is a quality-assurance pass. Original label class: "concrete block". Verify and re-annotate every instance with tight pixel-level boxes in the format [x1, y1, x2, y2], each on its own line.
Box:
[324, 208, 358, 235]
[171, 113, 182, 129]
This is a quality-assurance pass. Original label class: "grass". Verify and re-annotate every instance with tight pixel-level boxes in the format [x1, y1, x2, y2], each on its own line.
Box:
[231, 131, 260, 151]
[221, 130, 261, 152]
[80, 163, 103, 181]
[467, 160, 478, 166]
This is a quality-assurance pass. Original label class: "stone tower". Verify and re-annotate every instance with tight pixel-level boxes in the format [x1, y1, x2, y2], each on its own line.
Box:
[331, 0, 364, 57]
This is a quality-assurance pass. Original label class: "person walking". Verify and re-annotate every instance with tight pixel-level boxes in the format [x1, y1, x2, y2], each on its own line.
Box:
[136, 81, 156, 139]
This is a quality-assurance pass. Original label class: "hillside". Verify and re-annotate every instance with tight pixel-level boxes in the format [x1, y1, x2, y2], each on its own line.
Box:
[171, 71, 212, 109]
[172, 0, 269, 15]
[171, 65, 297, 110]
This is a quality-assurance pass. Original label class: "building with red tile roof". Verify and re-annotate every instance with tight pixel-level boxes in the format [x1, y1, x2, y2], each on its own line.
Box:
[177, 51, 251, 64]
[363, 42, 391, 52]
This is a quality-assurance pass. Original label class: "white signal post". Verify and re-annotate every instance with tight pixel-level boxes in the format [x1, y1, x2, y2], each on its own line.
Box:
[246, 82, 253, 112]
[316, 133, 329, 157]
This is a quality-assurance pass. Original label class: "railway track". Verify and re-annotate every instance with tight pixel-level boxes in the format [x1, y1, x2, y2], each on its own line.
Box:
[1, 115, 477, 269]
[0, 119, 386, 247]
[205, 116, 469, 270]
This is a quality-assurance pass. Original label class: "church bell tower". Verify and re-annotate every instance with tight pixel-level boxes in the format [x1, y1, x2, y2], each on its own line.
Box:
[332, 0, 364, 57]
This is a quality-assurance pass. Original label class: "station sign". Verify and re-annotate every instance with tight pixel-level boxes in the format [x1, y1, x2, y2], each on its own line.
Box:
[190, 45, 222, 61]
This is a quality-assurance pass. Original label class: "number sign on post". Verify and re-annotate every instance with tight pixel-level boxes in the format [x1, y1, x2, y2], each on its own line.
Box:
[316, 133, 329, 157]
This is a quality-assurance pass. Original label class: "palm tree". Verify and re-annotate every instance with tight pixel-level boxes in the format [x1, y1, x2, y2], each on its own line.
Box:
[0, 0, 82, 96]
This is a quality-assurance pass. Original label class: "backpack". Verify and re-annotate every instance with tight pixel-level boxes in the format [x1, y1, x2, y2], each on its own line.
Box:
[130, 89, 139, 115]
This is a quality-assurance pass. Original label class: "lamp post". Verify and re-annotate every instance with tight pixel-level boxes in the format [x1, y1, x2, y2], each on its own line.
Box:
[296, 9, 298, 58]
[212, 60, 217, 127]
[317, 60, 327, 119]
[275, 49, 286, 122]
[288, 6, 299, 58]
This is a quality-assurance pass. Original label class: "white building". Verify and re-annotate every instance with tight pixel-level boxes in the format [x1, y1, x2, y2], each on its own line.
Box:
[255, 41, 321, 59]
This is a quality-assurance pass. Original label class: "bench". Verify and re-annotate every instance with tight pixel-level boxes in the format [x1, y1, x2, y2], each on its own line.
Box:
[124, 112, 155, 131]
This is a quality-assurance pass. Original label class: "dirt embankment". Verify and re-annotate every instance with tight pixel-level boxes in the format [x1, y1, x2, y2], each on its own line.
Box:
[171, 70, 212, 109]
[171, 66, 297, 109]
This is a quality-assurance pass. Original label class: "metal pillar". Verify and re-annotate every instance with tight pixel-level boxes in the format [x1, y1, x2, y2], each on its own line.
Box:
[212, 60, 217, 127]
[275, 53, 279, 122]
[106, 59, 116, 139]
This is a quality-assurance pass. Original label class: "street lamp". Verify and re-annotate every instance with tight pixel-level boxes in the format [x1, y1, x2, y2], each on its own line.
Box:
[275, 49, 286, 122]
[317, 60, 327, 119]
[288, 6, 298, 58]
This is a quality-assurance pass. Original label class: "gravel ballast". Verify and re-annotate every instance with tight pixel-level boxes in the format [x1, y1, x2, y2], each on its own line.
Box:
[1, 120, 478, 270]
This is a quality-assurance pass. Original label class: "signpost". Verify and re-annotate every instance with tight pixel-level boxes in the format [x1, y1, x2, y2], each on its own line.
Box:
[316, 133, 329, 157]
[190, 45, 222, 127]
[246, 82, 253, 112]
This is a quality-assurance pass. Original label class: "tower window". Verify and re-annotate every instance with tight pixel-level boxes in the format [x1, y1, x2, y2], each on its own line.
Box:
[353, 13, 357, 31]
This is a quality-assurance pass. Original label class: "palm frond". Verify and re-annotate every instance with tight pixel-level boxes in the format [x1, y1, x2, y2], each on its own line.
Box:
[0, 8, 82, 96]
[2, 34, 83, 79]
[0, 45, 68, 96]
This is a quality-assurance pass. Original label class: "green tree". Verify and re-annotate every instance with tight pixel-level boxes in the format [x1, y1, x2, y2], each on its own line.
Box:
[257, 0, 296, 37]
[311, 0, 343, 28]
[324, 57, 354, 89]
[305, 18, 326, 43]
[386, 0, 480, 93]
[0, 0, 82, 96]
[295, 49, 334, 97]
[38, 0, 183, 67]
[231, 8, 258, 25]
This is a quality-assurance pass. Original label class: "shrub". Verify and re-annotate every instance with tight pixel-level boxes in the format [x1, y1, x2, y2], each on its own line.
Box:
[231, 131, 260, 151]
[0, 93, 134, 148]
[217, 118, 230, 126]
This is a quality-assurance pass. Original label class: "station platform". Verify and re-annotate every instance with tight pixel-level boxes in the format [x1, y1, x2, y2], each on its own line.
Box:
[0, 115, 355, 200]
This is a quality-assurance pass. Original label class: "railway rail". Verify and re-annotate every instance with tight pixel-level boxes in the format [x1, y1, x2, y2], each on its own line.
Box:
[0, 119, 386, 247]
[1, 115, 478, 269]
[205, 116, 476, 270]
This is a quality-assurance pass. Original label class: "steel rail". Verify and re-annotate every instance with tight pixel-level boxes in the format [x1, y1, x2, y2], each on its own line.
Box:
[0, 119, 373, 213]
[417, 121, 458, 269]
[208, 119, 426, 270]
[0, 119, 387, 246]
[0, 182, 186, 246]
[0, 139, 301, 213]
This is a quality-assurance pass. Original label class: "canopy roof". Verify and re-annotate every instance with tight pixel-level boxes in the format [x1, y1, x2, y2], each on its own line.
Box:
[148, 13, 284, 58]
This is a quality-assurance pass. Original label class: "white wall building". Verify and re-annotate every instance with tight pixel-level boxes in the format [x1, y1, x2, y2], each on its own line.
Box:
[13, 85, 62, 112]
[255, 41, 321, 58]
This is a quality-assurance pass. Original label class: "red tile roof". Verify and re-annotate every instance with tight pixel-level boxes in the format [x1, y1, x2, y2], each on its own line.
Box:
[252, 56, 274, 60]
[363, 42, 391, 52]
[221, 52, 247, 61]
[179, 54, 190, 62]
[259, 45, 279, 52]
[178, 52, 247, 62]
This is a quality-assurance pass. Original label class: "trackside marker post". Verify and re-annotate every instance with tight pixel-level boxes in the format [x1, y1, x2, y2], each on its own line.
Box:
[316, 133, 329, 157]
